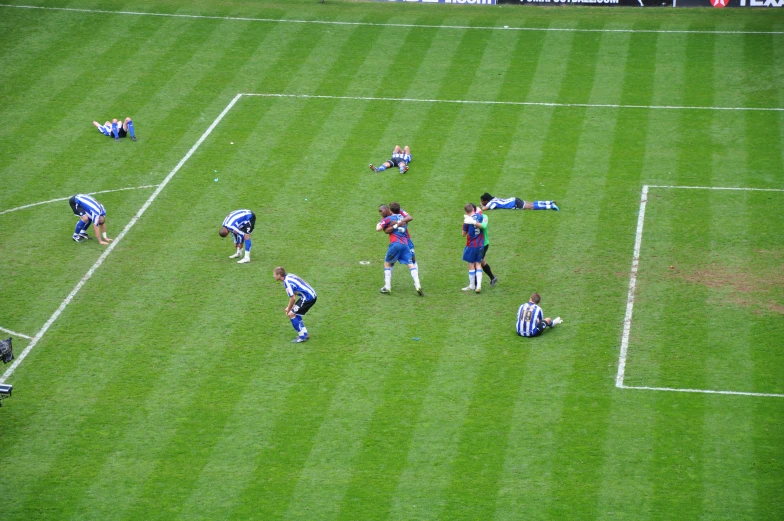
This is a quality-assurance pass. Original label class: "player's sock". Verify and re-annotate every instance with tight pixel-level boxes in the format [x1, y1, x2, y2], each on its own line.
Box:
[476, 270, 483, 289]
[399, 164, 406, 173]
[245, 239, 252, 253]
[291, 315, 303, 333]
[376, 165, 387, 172]
[111, 121, 119, 139]
[409, 267, 421, 288]
[469, 270, 477, 289]
[74, 220, 86, 235]
[405, 154, 411, 162]
[533, 201, 553, 210]
[384, 267, 392, 290]
[127, 119, 136, 139]
[482, 263, 495, 279]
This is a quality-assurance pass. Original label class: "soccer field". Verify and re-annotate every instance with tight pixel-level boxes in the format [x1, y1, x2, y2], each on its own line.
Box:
[0, 1, 783, 519]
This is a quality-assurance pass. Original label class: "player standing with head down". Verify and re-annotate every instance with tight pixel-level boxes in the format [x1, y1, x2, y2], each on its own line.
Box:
[219, 209, 255, 264]
[516, 293, 562, 337]
[462, 203, 485, 293]
[377, 205, 423, 296]
[273, 267, 317, 343]
[68, 194, 112, 245]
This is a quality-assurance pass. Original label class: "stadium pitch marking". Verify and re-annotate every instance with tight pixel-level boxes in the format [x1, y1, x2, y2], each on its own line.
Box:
[243, 93, 784, 113]
[616, 185, 784, 399]
[0, 184, 160, 216]
[0, 94, 243, 385]
[3, 4, 784, 35]
[0, 326, 31, 340]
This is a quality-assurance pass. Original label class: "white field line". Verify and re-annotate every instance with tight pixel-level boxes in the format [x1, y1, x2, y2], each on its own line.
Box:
[243, 93, 784, 113]
[617, 184, 784, 398]
[0, 326, 32, 340]
[616, 185, 648, 388]
[0, 93, 243, 384]
[0, 184, 160, 216]
[620, 384, 784, 398]
[3, 4, 784, 35]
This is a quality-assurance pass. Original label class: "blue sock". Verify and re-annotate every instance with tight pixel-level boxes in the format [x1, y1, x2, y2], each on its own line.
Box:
[74, 220, 86, 235]
[111, 121, 119, 139]
[127, 119, 135, 138]
[291, 315, 304, 334]
[245, 239, 252, 252]
[376, 165, 387, 172]
[533, 201, 549, 210]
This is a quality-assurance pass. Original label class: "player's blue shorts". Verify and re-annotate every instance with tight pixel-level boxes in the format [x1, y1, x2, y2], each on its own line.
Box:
[386, 242, 413, 265]
[462, 246, 485, 263]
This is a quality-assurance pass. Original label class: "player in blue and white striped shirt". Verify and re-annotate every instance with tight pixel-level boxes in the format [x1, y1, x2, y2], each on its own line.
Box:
[516, 293, 562, 337]
[480, 193, 559, 211]
[369, 145, 411, 174]
[92, 117, 137, 141]
[274, 267, 317, 343]
[219, 209, 255, 264]
[68, 194, 112, 244]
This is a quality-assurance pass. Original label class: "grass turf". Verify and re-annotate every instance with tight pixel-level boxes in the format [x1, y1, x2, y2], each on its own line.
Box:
[0, 1, 783, 520]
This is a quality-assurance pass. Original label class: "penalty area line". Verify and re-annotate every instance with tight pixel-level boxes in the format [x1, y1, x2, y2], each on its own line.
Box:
[0, 326, 32, 340]
[243, 93, 784, 113]
[620, 384, 784, 398]
[0, 184, 160, 216]
[0, 94, 243, 385]
[2, 4, 784, 35]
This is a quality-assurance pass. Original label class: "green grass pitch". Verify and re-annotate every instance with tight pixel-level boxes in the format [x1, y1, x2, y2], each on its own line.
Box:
[0, 1, 783, 519]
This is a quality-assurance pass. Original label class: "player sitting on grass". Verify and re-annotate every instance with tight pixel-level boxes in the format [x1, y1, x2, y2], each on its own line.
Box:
[370, 145, 411, 174]
[92, 117, 137, 141]
[219, 209, 255, 264]
[480, 193, 558, 211]
[69, 194, 113, 245]
[516, 293, 562, 337]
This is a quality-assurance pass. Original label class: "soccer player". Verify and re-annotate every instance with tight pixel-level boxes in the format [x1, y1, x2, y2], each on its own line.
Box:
[469, 203, 498, 287]
[462, 203, 485, 293]
[516, 293, 563, 337]
[480, 193, 559, 211]
[92, 117, 137, 141]
[273, 267, 317, 343]
[68, 194, 112, 245]
[219, 209, 255, 264]
[389, 202, 417, 269]
[369, 145, 411, 174]
[376, 205, 423, 296]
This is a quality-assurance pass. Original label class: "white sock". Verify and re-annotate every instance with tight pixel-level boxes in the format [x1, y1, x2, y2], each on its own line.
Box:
[476, 270, 483, 289]
[244, 251, 250, 260]
[410, 267, 420, 288]
[384, 268, 392, 289]
[469, 270, 476, 288]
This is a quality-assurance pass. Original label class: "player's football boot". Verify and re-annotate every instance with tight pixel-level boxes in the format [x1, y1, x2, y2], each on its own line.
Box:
[475, 287, 482, 294]
[461, 285, 476, 291]
[399, 164, 408, 174]
[416, 287, 424, 297]
[237, 256, 251, 264]
[72, 234, 85, 242]
[490, 277, 498, 287]
[131, 136, 137, 142]
[379, 287, 391, 295]
[552, 317, 563, 326]
[229, 251, 242, 259]
[369, 164, 378, 173]
[292, 335, 309, 343]
[552, 201, 560, 211]
[78, 232, 91, 240]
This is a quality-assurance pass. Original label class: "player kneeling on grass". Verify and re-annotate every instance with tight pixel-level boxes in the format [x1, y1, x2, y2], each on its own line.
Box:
[92, 117, 137, 141]
[219, 209, 255, 264]
[69, 194, 112, 245]
[273, 267, 317, 343]
[516, 293, 562, 337]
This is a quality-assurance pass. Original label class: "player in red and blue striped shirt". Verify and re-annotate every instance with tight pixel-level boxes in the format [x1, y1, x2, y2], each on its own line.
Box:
[376, 205, 422, 296]
[461, 203, 485, 293]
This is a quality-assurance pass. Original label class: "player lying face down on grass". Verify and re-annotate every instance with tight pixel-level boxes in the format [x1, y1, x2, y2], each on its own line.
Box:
[92, 117, 137, 141]
[369, 145, 411, 174]
[68, 194, 112, 245]
[376, 204, 423, 296]
[479, 192, 559, 211]
[516, 293, 563, 337]
[273, 267, 317, 343]
[219, 209, 255, 264]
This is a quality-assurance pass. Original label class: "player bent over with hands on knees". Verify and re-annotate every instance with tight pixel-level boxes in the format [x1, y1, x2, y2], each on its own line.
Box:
[92, 117, 137, 141]
[273, 267, 317, 343]
[69, 194, 112, 245]
[480, 192, 558, 211]
[219, 209, 255, 264]
[517, 292, 562, 337]
[370, 145, 411, 174]
[462, 203, 486, 293]
[376, 204, 423, 296]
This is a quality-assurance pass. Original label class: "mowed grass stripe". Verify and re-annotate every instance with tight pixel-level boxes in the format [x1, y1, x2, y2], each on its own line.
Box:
[595, 25, 660, 521]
